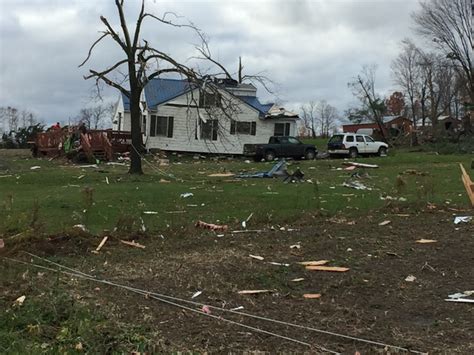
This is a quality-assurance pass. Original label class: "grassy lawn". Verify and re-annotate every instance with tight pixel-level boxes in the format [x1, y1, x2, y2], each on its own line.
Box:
[0, 149, 471, 236]
[1, 149, 473, 353]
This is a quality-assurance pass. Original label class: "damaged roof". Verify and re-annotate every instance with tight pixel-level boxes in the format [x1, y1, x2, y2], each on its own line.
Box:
[122, 78, 285, 118]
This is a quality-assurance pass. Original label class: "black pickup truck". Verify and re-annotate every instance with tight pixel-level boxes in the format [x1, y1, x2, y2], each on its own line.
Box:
[243, 136, 317, 161]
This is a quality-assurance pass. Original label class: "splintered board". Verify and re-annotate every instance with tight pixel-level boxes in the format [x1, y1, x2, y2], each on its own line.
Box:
[460, 164, 474, 207]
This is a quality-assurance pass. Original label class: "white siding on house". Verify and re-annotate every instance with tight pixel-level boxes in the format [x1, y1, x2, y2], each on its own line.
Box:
[120, 88, 297, 154]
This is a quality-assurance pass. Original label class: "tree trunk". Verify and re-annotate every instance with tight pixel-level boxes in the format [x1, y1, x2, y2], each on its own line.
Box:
[128, 91, 144, 175]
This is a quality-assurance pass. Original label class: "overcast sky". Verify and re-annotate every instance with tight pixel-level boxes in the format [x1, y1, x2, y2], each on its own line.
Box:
[0, 0, 423, 126]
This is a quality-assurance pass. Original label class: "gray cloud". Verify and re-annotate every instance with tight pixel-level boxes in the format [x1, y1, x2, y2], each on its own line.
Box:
[0, 0, 421, 125]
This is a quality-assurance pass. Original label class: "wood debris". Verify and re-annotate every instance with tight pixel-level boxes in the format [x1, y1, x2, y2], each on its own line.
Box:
[459, 163, 474, 207]
[303, 293, 322, 299]
[298, 260, 329, 266]
[305, 266, 349, 272]
[208, 173, 235, 177]
[290, 278, 305, 282]
[416, 239, 437, 244]
[95, 236, 108, 252]
[378, 220, 391, 226]
[196, 220, 228, 231]
[343, 162, 379, 168]
[13, 295, 26, 306]
[120, 240, 145, 249]
[238, 290, 272, 295]
[249, 254, 264, 261]
[0, 238, 4, 249]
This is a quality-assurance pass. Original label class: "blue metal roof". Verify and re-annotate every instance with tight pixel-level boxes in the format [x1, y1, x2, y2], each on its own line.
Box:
[239, 96, 274, 115]
[145, 78, 193, 109]
[121, 79, 273, 115]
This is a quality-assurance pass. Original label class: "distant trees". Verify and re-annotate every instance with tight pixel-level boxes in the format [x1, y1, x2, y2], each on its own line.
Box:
[76, 104, 112, 129]
[385, 91, 405, 116]
[413, 0, 472, 134]
[300, 100, 337, 137]
[0, 106, 43, 148]
[348, 65, 387, 141]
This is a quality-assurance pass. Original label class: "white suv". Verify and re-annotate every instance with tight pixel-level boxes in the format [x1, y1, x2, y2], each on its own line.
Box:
[327, 133, 388, 158]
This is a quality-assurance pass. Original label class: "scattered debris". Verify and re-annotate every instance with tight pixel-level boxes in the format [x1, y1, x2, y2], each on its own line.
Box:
[105, 176, 109, 185]
[120, 240, 145, 249]
[73, 224, 87, 232]
[77, 175, 85, 180]
[13, 295, 26, 306]
[405, 275, 416, 282]
[380, 195, 407, 202]
[159, 178, 170, 183]
[201, 305, 211, 314]
[236, 160, 287, 179]
[230, 306, 244, 311]
[378, 220, 391, 226]
[143, 211, 158, 215]
[343, 181, 371, 190]
[416, 239, 437, 244]
[454, 216, 472, 224]
[290, 278, 305, 282]
[445, 291, 474, 303]
[75, 343, 83, 351]
[95, 236, 108, 252]
[267, 261, 290, 267]
[231, 229, 263, 234]
[306, 265, 349, 272]
[460, 163, 474, 207]
[298, 260, 329, 266]
[106, 162, 127, 166]
[343, 162, 379, 168]
[344, 165, 357, 171]
[191, 291, 203, 299]
[249, 254, 264, 261]
[303, 293, 322, 299]
[290, 243, 301, 249]
[238, 290, 272, 295]
[180, 192, 194, 198]
[403, 169, 427, 176]
[30, 166, 41, 170]
[241, 212, 254, 229]
[195, 220, 228, 231]
[208, 173, 235, 177]
[0, 239, 4, 249]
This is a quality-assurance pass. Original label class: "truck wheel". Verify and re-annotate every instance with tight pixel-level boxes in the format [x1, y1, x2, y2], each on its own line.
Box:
[378, 147, 387, 156]
[349, 148, 358, 159]
[264, 150, 276, 162]
[305, 149, 316, 160]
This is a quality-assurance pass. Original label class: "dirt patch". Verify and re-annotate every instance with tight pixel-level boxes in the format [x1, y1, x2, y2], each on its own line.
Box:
[3, 210, 474, 353]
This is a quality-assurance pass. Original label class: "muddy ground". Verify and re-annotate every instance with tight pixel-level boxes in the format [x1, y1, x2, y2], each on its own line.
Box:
[2, 208, 473, 354]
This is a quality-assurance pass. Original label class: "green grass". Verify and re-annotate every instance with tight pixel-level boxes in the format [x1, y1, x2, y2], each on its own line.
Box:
[0, 150, 472, 236]
[301, 137, 328, 151]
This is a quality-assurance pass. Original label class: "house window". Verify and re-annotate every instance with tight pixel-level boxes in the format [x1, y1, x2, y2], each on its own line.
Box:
[150, 115, 174, 138]
[274, 122, 290, 136]
[201, 119, 218, 140]
[230, 120, 256, 135]
[117, 112, 122, 130]
[141, 115, 147, 134]
[199, 91, 220, 108]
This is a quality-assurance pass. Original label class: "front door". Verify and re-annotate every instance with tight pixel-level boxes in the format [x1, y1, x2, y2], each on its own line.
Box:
[355, 135, 367, 153]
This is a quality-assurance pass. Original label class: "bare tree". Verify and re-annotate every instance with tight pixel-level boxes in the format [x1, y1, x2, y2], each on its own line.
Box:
[0, 106, 20, 132]
[300, 101, 317, 138]
[413, 0, 473, 134]
[78, 105, 110, 129]
[80, 0, 236, 174]
[316, 100, 337, 138]
[348, 65, 388, 141]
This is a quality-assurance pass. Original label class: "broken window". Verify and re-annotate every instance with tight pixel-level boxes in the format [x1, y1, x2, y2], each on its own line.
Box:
[274, 122, 290, 136]
[201, 119, 218, 140]
[150, 115, 174, 138]
[199, 91, 221, 108]
[230, 120, 256, 135]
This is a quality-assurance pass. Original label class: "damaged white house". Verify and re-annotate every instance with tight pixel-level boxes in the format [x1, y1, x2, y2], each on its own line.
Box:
[112, 78, 298, 154]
